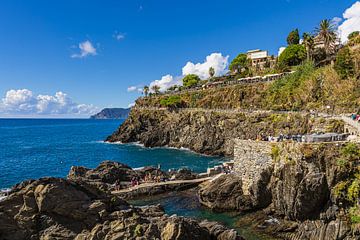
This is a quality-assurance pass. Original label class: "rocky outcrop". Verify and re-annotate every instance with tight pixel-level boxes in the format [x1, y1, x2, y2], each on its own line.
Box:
[198, 142, 360, 239]
[106, 109, 338, 156]
[198, 174, 250, 211]
[67, 161, 171, 192]
[0, 177, 243, 240]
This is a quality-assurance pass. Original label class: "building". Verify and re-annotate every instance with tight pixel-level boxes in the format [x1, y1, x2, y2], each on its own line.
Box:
[247, 49, 276, 70]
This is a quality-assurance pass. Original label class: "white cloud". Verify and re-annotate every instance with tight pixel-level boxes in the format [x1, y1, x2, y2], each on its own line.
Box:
[182, 53, 229, 80]
[0, 89, 98, 116]
[127, 86, 137, 92]
[338, 1, 360, 43]
[71, 40, 97, 58]
[128, 102, 135, 108]
[146, 52, 229, 92]
[114, 33, 125, 41]
[149, 74, 182, 92]
[332, 17, 343, 27]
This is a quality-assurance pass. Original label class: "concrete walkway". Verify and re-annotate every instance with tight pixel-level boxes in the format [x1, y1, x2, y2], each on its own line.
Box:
[111, 177, 212, 195]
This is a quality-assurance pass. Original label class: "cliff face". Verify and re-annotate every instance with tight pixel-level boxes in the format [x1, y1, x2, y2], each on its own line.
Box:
[198, 142, 360, 239]
[107, 108, 342, 156]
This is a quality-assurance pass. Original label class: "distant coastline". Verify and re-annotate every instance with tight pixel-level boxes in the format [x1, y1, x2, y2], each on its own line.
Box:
[90, 107, 130, 119]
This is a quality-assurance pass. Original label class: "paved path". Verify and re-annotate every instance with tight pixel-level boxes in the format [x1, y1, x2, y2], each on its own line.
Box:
[111, 177, 212, 195]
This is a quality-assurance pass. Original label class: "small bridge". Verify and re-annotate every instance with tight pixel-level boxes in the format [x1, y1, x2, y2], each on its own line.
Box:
[111, 177, 213, 199]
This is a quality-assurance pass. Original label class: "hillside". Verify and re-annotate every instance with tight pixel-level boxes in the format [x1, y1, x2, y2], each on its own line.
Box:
[136, 61, 360, 114]
[90, 108, 130, 119]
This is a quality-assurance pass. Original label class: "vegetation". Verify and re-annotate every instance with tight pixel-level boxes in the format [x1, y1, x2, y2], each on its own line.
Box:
[315, 19, 337, 57]
[348, 31, 360, 41]
[160, 95, 185, 109]
[303, 32, 315, 61]
[349, 206, 360, 224]
[143, 86, 149, 97]
[271, 145, 280, 162]
[287, 29, 300, 45]
[182, 74, 200, 88]
[278, 44, 306, 67]
[334, 46, 355, 79]
[229, 53, 251, 76]
[151, 85, 160, 95]
[209, 67, 215, 78]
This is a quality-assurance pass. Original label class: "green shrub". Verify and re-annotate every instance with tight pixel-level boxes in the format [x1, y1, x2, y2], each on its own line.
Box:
[271, 145, 280, 162]
[341, 143, 360, 161]
[333, 181, 348, 198]
[182, 74, 200, 88]
[347, 179, 360, 203]
[334, 47, 355, 79]
[160, 96, 185, 109]
[349, 206, 360, 224]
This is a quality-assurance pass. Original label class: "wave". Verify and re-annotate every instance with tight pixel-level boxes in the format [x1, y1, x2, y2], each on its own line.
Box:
[0, 188, 11, 201]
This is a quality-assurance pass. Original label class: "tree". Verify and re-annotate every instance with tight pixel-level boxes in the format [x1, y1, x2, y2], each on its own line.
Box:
[334, 46, 355, 79]
[182, 74, 200, 88]
[348, 31, 360, 41]
[160, 95, 185, 110]
[302, 32, 315, 61]
[315, 19, 337, 56]
[143, 86, 149, 97]
[278, 44, 306, 67]
[151, 85, 160, 94]
[229, 53, 251, 75]
[287, 29, 300, 45]
[209, 67, 215, 78]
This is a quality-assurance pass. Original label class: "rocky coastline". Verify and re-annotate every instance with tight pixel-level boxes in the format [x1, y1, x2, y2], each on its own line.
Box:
[106, 108, 343, 156]
[105, 107, 359, 239]
[0, 161, 242, 240]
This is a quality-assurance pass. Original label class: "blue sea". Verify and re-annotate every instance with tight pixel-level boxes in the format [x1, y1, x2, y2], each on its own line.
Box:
[0, 118, 226, 189]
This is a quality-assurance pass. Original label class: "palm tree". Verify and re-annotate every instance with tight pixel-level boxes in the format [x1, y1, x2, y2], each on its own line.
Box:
[315, 19, 337, 57]
[151, 85, 160, 95]
[302, 32, 314, 61]
[143, 86, 149, 97]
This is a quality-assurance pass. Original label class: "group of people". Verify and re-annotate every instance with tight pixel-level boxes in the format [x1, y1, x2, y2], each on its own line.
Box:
[143, 172, 163, 183]
[351, 113, 360, 122]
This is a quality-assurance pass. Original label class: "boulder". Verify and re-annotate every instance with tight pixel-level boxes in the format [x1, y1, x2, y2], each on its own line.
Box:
[198, 174, 252, 211]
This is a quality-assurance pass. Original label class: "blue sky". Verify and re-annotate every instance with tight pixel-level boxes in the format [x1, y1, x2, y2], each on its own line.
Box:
[0, 0, 359, 117]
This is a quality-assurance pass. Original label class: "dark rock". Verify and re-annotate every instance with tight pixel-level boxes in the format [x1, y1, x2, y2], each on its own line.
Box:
[198, 174, 252, 211]
[0, 177, 242, 240]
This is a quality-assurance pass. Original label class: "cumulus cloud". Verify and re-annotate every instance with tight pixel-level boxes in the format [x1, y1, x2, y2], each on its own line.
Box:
[146, 52, 230, 92]
[182, 53, 229, 80]
[338, 1, 360, 43]
[128, 102, 135, 108]
[71, 40, 97, 58]
[149, 75, 182, 93]
[0, 89, 98, 116]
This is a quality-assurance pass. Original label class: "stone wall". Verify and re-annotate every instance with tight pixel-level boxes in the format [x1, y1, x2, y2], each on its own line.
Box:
[233, 139, 274, 195]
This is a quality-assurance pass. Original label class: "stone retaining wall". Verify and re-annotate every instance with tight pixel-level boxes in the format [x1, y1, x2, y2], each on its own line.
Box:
[233, 139, 274, 195]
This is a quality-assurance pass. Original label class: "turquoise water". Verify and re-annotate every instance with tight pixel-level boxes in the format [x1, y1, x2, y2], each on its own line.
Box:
[130, 190, 276, 240]
[0, 119, 227, 189]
